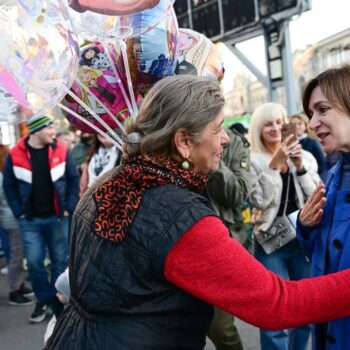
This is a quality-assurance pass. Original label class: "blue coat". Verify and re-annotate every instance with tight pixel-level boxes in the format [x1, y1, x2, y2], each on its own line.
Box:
[297, 159, 350, 350]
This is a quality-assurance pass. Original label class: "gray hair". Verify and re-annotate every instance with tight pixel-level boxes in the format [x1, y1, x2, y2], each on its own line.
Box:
[123, 75, 225, 159]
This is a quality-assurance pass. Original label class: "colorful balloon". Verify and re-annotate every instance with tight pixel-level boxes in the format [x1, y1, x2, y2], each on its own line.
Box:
[68, 0, 160, 16]
[123, 7, 179, 96]
[0, 0, 79, 123]
[66, 0, 174, 40]
[175, 28, 225, 82]
[63, 43, 132, 134]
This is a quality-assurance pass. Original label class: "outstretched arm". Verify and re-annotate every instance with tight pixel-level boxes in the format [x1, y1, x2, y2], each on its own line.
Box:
[165, 216, 350, 330]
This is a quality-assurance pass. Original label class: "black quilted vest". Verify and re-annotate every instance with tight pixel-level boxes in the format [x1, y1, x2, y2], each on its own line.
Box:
[68, 184, 216, 349]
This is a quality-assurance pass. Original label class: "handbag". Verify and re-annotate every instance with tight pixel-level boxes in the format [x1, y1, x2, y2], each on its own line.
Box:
[254, 171, 296, 255]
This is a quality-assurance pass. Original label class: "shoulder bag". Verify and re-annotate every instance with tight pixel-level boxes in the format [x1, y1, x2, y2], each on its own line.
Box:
[254, 171, 296, 255]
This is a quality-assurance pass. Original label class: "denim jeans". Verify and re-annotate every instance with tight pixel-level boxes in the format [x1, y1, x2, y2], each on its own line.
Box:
[0, 227, 10, 263]
[19, 216, 68, 304]
[254, 238, 311, 350]
[4, 227, 24, 291]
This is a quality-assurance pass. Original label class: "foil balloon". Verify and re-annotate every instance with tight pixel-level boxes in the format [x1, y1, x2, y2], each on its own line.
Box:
[0, 0, 79, 124]
[68, 0, 160, 15]
[123, 7, 179, 96]
[175, 28, 225, 82]
[63, 43, 132, 134]
[66, 0, 174, 40]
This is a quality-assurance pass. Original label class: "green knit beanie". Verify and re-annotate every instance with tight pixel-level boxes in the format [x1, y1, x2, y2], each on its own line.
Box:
[28, 116, 53, 134]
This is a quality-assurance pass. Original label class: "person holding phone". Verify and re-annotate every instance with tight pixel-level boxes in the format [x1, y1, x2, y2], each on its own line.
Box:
[248, 102, 320, 350]
[289, 113, 325, 176]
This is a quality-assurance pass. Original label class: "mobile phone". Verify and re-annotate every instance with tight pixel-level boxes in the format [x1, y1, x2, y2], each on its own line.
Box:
[281, 123, 297, 144]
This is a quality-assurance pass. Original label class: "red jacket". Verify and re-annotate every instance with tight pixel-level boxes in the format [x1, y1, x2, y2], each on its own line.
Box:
[3, 137, 79, 218]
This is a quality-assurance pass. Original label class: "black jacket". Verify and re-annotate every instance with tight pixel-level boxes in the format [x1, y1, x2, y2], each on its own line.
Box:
[46, 167, 216, 350]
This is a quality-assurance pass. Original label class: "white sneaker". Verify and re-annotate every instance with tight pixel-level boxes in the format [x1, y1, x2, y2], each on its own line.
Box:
[0, 267, 8, 275]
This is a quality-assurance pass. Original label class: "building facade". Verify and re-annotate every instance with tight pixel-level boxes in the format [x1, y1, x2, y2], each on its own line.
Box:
[225, 28, 350, 117]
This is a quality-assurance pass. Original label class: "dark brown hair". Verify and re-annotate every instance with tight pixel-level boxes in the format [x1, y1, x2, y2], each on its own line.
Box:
[302, 65, 350, 118]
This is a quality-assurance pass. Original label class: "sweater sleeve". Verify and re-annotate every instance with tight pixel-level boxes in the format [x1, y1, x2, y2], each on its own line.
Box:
[2, 154, 23, 218]
[248, 155, 281, 211]
[164, 216, 350, 330]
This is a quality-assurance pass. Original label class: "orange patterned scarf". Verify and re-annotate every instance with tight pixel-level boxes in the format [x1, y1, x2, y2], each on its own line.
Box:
[92, 155, 208, 243]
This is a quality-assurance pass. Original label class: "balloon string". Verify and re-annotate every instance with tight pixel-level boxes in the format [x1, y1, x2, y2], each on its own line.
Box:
[25, 83, 123, 148]
[62, 86, 124, 147]
[58, 102, 123, 151]
[101, 42, 134, 116]
[119, 40, 138, 118]
[75, 78, 126, 134]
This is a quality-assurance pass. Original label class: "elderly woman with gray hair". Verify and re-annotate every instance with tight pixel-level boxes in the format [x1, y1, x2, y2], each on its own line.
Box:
[47, 76, 350, 350]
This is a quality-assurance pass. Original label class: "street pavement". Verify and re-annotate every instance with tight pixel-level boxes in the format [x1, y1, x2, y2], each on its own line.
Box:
[0, 270, 47, 349]
[205, 318, 261, 350]
[0, 257, 309, 350]
[0, 265, 261, 350]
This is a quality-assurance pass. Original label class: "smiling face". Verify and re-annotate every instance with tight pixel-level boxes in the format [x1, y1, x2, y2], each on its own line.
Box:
[290, 117, 306, 137]
[308, 86, 350, 154]
[33, 124, 56, 147]
[84, 49, 96, 60]
[79, 69, 92, 84]
[261, 115, 283, 148]
[188, 109, 229, 174]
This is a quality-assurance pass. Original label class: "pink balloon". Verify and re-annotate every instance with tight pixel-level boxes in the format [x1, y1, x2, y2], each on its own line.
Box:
[0, 66, 29, 108]
[68, 0, 160, 15]
[63, 43, 132, 134]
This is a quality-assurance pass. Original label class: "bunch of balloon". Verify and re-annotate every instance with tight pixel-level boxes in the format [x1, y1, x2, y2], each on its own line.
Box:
[122, 6, 179, 97]
[63, 0, 176, 150]
[175, 28, 225, 82]
[0, 0, 79, 124]
[62, 42, 131, 135]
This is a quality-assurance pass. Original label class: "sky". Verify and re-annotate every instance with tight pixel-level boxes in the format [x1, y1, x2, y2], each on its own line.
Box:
[219, 0, 350, 92]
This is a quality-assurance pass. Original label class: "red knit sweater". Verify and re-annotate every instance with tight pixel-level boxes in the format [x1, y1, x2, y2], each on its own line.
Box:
[164, 216, 350, 330]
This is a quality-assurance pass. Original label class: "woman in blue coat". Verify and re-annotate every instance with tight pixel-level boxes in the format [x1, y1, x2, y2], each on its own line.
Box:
[297, 65, 350, 350]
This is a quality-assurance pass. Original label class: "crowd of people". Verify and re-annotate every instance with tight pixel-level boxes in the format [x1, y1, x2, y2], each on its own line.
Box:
[1, 66, 350, 350]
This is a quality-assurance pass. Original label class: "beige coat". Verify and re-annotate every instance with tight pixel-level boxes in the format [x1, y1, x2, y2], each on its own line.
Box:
[249, 150, 320, 232]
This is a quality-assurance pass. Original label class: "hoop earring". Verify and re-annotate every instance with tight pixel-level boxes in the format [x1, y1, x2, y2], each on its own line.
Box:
[182, 159, 189, 170]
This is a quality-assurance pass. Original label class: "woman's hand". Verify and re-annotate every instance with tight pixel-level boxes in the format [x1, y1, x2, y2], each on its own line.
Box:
[288, 141, 304, 171]
[299, 183, 326, 227]
[269, 135, 295, 171]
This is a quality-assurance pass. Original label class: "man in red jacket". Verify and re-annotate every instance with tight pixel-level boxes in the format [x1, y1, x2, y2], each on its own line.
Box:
[3, 116, 79, 324]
